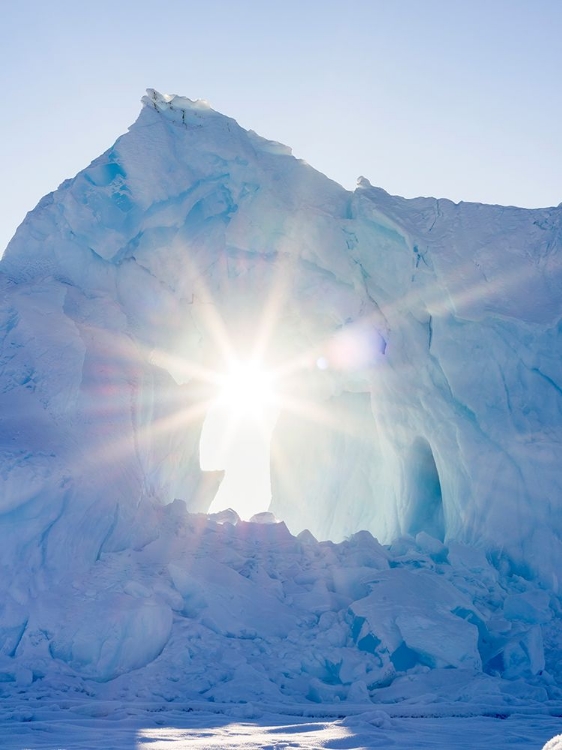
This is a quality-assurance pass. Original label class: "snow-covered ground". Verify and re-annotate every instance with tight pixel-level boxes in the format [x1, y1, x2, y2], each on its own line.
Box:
[2, 703, 562, 749]
[2, 510, 562, 747]
[2, 510, 560, 700]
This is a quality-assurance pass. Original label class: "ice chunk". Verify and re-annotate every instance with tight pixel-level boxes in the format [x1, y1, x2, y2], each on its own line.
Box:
[249, 511, 278, 524]
[501, 625, 545, 677]
[48, 594, 173, 681]
[297, 528, 318, 544]
[395, 610, 480, 669]
[503, 590, 552, 624]
[208, 507, 240, 525]
[350, 568, 483, 670]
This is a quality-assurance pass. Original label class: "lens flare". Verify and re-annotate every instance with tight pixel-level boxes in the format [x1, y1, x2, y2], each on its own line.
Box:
[217, 361, 275, 416]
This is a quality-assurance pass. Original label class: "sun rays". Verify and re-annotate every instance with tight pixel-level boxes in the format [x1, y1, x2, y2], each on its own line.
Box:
[63, 216, 537, 524]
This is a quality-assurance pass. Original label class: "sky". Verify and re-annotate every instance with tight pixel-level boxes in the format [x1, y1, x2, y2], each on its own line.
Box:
[1, 0, 561, 255]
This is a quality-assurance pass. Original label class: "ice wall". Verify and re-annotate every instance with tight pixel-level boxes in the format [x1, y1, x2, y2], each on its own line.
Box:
[0, 89, 561, 593]
[344, 183, 562, 585]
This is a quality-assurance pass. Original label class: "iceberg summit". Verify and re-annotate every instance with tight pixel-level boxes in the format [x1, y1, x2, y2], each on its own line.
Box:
[0, 90, 561, 718]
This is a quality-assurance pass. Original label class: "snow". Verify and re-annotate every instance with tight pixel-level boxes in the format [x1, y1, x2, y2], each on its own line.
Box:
[1, 508, 561, 742]
[1, 703, 562, 749]
[544, 736, 562, 750]
[0, 90, 561, 746]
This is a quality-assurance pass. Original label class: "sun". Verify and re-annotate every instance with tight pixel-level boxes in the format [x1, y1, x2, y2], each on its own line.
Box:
[216, 360, 276, 417]
[201, 359, 280, 519]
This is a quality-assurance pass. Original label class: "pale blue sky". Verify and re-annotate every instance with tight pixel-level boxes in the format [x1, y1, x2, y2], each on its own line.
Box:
[2, 0, 561, 253]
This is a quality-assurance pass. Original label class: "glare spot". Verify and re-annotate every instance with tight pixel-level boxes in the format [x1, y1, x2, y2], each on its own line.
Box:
[201, 359, 280, 520]
[217, 360, 275, 416]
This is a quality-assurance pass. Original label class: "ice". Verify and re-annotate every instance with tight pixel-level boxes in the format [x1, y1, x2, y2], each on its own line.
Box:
[2, 91, 560, 584]
[249, 511, 279, 524]
[503, 590, 552, 624]
[0, 90, 560, 740]
[48, 594, 173, 682]
[1, 502, 555, 708]
[349, 568, 483, 670]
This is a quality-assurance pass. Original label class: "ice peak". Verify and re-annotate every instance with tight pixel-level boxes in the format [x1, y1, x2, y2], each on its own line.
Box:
[142, 88, 213, 114]
[140, 88, 225, 132]
[139, 88, 293, 156]
[356, 175, 373, 189]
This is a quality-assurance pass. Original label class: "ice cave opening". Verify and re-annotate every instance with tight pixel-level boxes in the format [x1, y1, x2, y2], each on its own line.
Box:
[402, 436, 445, 541]
[198, 362, 280, 520]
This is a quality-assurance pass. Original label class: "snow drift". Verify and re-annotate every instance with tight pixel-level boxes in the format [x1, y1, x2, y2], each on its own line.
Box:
[0, 90, 561, 704]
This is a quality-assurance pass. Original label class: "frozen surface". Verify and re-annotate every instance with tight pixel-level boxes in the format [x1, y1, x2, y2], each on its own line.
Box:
[1, 511, 562, 714]
[1, 705, 562, 750]
[0, 90, 561, 740]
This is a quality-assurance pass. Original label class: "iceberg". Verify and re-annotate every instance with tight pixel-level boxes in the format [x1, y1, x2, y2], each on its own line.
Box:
[0, 90, 561, 718]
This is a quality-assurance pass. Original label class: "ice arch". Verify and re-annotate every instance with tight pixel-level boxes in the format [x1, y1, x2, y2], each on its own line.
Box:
[198, 395, 279, 521]
[0, 90, 560, 584]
